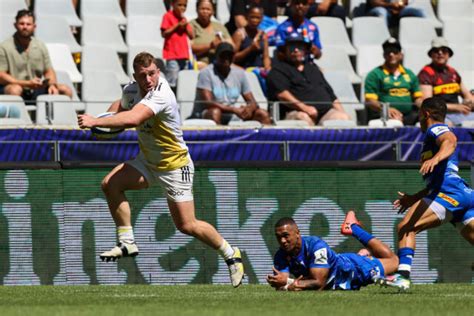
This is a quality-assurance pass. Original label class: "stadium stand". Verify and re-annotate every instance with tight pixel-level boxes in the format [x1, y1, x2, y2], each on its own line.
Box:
[314, 47, 361, 84]
[81, 16, 128, 54]
[449, 47, 474, 90]
[81, 45, 130, 85]
[80, 0, 127, 26]
[36, 16, 82, 53]
[217, 0, 231, 23]
[368, 118, 404, 128]
[126, 0, 167, 17]
[399, 17, 437, 49]
[443, 19, 473, 47]
[55, 70, 84, 112]
[186, 0, 199, 20]
[126, 16, 164, 49]
[46, 43, 83, 83]
[0, 0, 27, 18]
[127, 45, 164, 76]
[245, 72, 268, 111]
[176, 70, 199, 122]
[82, 70, 123, 116]
[0, 14, 16, 42]
[34, 0, 82, 27]
[0, 95, 32, 125]
[35, 94, 78, 126]
[349, 0, 367, 18]
[437, 0, 472, 22]
[352, 17, 390, 77]
[228, 120, 262, 128]
[182, 118, 217, 126]
[311, 17, 357, 56]
[410, 0, 443, 28]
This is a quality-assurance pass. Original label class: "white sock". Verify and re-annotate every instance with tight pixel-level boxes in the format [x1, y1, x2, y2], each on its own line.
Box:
[117, 226, 135, 244]
[217, 239, 234, 260]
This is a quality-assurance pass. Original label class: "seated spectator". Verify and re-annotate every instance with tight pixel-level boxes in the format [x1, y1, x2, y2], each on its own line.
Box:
[364, 38, 422, 125]
[0, 10, 72, 102]
[226, 0, 278, 36]
[286, 0, 346, 22]
[161, 0, 194, 90]
[190, 0, 234, 69]
[191, 42, 271, 125]
[418, 38, 474, 126]
[367, 0, 425, 28]
[267, 34, 350, 126]
[275, 0, 322, 59]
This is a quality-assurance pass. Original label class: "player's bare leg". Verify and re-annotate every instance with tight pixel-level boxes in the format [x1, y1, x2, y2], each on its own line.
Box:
[460, 220, 474, 245]
[168, 200, 244, 287]
[99, 163, 148, 261]
[381, 199, 442, 291]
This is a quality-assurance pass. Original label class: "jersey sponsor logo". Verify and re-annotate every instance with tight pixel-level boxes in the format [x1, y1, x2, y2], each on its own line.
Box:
[437, 193, 459, 207]
[431, 125, 449, 136]
[433, 83, 460, 95]
[388, 88, 410, 97]
[314, 248, 328, 265]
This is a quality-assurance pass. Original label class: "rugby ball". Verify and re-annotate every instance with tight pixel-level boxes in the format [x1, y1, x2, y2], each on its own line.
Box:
[91, 112, 124, 139]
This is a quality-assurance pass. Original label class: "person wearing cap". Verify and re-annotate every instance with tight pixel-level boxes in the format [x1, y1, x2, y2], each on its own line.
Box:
[418, 37, 474, 126]
[364, 38, 423, 125]
[366, 0, 426, 28]
[275, 0, 322, 59]
[190, 42, 271, 125]
[267, 34, 350, 126]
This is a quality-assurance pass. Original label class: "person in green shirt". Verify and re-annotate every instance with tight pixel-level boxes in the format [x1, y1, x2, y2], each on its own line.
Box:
[0, 10, 72, 101]
[364, 38, 423, 126]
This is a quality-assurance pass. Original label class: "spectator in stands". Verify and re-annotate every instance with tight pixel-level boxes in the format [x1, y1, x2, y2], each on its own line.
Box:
[161, 0, 194, 90]
[190, 0, 234, 69]
[275, 0, 322, 59]
[191, 42, 271, 125]
[267, 34, 350, 126]
[233, 5, 271, 95]
[364, 38, 422, 126]
[226, 0, 278, 36]
[285, 0, 346, 22]
[367, 0, 425, 28]
[0, 10, 72, 101]
[418, 38, 474, 126]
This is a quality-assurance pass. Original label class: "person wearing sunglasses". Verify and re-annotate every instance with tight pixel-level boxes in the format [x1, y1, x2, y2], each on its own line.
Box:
[364, 37, 423, 126]
[418, 37, 474, 126]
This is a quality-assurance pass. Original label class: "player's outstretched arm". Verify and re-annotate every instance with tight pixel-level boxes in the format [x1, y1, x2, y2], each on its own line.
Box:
[393, 188, 430, 214]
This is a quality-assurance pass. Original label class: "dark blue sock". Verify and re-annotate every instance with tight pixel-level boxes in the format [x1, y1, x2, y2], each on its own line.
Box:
[351, 224, 374, 247]
[398, 247, 415, 279]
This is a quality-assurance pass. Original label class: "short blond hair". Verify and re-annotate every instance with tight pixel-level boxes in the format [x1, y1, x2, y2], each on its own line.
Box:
[133, 52, 157, 72]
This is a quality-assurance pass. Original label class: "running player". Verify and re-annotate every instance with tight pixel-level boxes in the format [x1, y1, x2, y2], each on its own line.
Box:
[266, 213, 399, 291]
[77, 52, 244, 287]
[380, 97, 474, 291]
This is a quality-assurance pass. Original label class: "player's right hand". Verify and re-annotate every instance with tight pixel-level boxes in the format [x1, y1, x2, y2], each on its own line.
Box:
[393, 191, 416, 214]
[77, 114, 95, 129]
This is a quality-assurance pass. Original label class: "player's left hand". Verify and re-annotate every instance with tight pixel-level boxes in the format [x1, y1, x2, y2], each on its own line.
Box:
[420, 157, 439, 176]
[266, 267, 288, 288]
[77, 114, 96, 129]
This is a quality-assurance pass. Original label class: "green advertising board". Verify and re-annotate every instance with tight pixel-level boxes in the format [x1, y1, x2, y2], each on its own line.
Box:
[0, 167, 472, 285]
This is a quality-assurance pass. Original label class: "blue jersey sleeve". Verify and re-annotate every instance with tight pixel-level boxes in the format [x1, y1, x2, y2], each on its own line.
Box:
[273, 250, 290, 273]
[428, 124, 450, 140]
[307, 240, 331, 269]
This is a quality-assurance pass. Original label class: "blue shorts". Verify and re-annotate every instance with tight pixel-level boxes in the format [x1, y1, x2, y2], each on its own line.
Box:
[334, 253, 384, 290]
[426, 173, 474, 225]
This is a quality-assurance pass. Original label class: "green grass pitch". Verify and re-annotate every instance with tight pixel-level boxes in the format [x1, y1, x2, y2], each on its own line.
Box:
[0, 284, 473, 316]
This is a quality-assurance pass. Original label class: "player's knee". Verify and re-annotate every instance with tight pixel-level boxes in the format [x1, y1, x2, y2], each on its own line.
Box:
[176, 221, 197, 236]
[101, 178, 113, 194]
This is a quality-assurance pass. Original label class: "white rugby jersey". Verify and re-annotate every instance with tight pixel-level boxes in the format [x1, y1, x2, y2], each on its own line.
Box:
[120, 76, 189, 172]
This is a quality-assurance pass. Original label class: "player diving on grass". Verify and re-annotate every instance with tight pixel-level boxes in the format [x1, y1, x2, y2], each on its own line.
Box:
[378, 97, 474, 291]
[266, 213, 399, 291]
[77, 52, 244, 287]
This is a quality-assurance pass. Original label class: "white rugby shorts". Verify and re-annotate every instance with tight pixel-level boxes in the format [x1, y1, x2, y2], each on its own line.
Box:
[126, 153, 194, 202]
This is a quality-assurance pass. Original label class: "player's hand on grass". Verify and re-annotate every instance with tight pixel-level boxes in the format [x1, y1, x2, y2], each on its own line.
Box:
[287, 276, 304, 291]
[420, 157, 440, 176]
[393, 191, 416, 214]
[266, 267, 288, 288]
[77, 114, 96, 129]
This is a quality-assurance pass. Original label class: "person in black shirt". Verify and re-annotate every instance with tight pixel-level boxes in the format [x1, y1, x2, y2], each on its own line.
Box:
[267, 34, 350, 126]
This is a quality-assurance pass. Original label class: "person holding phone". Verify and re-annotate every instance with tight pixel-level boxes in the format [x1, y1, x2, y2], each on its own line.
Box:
[0, 10, 72, 102]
